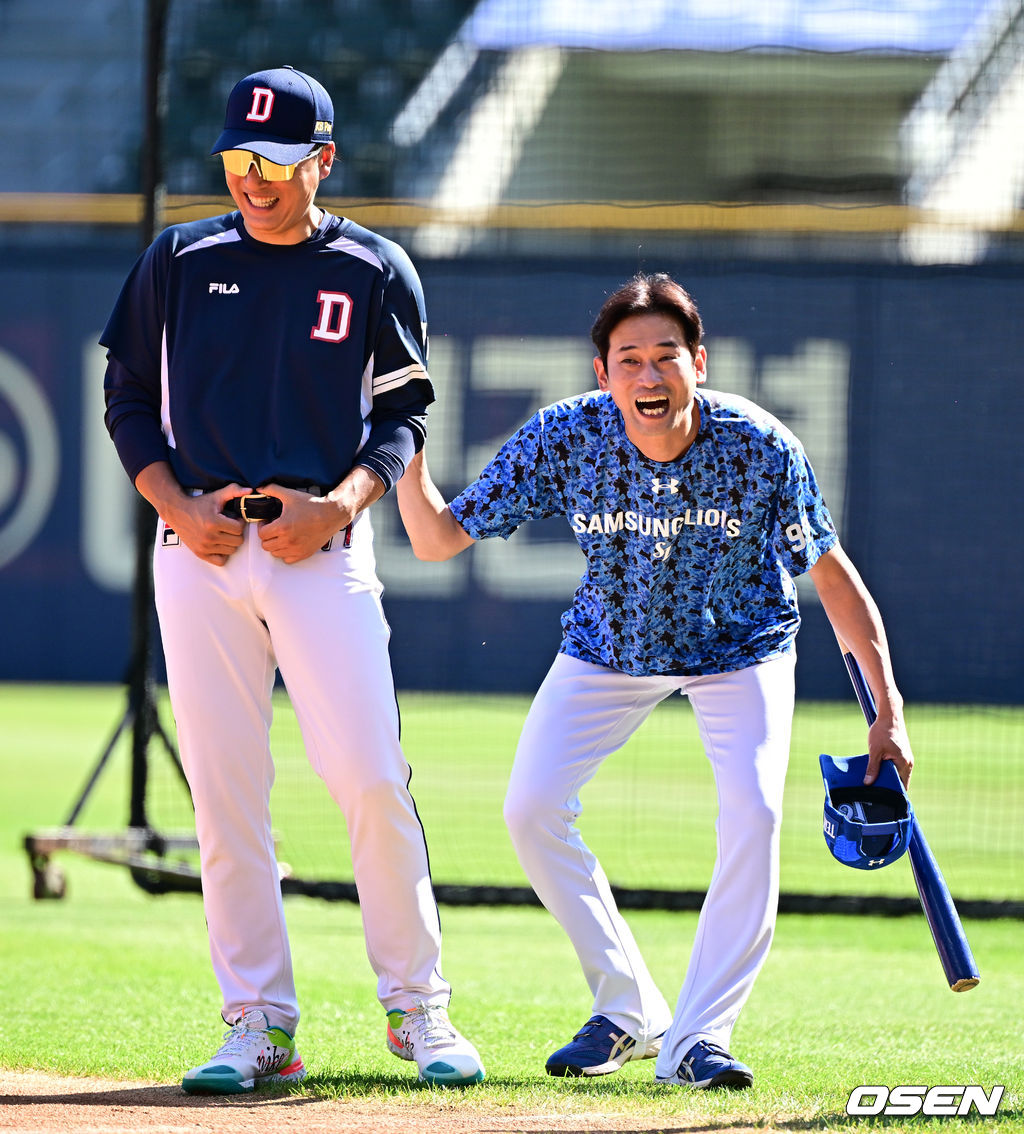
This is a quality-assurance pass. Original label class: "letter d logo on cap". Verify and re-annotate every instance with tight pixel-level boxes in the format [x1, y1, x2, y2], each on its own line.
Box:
[247, 87, 274, 122]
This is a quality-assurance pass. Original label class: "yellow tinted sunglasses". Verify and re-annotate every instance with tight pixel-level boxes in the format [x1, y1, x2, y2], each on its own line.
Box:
[220, 146, 323, 181]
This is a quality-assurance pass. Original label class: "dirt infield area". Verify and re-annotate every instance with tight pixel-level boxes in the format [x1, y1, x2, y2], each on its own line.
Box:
[0, 1070, 756, 1134]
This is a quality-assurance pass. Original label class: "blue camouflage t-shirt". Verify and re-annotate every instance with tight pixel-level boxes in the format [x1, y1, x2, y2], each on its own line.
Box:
[449, 388, 837, 677]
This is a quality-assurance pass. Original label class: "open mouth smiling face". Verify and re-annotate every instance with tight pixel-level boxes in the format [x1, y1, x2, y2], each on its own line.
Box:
[594, 311, 707, 462]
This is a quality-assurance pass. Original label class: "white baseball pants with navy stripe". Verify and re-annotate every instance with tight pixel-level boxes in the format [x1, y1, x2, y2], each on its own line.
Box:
[153, 509, 448, 1035]
[503, 650, 795, 1074]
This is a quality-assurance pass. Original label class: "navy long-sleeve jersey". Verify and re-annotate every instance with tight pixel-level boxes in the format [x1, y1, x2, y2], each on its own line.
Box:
[101, 210, 434, 492]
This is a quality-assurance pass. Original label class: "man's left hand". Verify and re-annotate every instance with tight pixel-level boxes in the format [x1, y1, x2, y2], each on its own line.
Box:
[255, 483, 352, 563]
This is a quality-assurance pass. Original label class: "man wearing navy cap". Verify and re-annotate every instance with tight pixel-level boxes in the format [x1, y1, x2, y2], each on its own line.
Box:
[101, 66, 485, 1093]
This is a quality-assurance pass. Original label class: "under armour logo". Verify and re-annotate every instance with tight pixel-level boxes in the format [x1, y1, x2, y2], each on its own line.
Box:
[652, 477, 679, 494]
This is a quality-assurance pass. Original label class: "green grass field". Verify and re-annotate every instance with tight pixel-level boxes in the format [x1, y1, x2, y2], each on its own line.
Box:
[1, 683, 1021, 1130]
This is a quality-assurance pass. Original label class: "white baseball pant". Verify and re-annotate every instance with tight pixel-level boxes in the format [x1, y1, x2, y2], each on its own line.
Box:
[502, 650, 795, 1072]
[153, 508, 449, 1034]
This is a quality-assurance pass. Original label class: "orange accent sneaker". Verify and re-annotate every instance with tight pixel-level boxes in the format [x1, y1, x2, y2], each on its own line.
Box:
[182, 1008, 306, 1094]
[386, 999, 484, 1085]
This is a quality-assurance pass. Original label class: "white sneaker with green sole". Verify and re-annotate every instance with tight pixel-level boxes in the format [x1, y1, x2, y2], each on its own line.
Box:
[386, 999, 485, 1085]
[182, 1008, 305, 1094]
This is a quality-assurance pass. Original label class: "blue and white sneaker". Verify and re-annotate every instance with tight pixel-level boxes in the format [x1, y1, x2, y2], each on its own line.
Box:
[656, 1039, 753, 1089]
[545, 1015, 663, 1077]
[182, 1008, 305, 1094]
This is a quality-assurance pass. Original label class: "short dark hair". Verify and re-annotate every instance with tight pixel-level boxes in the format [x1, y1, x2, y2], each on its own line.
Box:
[590, 273, 703, 364]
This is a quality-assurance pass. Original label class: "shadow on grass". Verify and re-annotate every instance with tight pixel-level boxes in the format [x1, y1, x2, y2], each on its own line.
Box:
[302, 1069, 713, 1099]
[0, 1081, 315, 1110]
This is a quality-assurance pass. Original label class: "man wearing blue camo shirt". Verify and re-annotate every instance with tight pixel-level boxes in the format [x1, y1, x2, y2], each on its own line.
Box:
[397, 273, 913, 1090]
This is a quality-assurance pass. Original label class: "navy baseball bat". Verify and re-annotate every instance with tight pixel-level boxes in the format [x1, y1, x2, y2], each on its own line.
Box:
[836, 638, 980, 992]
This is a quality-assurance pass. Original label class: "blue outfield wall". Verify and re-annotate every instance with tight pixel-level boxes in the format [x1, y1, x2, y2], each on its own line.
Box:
[0, 248, 1021, 702]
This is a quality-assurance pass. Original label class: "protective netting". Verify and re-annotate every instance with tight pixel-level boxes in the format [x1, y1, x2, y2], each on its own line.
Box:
[139, 690, 1024, 907]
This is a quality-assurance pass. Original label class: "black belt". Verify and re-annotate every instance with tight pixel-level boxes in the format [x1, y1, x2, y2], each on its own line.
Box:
[204, 487, 320, 523]
[222, 494, 281, 522]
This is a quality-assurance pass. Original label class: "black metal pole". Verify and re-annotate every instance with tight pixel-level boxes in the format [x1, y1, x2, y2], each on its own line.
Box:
[128, 0, 171, 831]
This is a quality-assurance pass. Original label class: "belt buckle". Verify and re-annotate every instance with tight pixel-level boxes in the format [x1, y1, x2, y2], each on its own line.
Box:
[238, 493, 265, 522]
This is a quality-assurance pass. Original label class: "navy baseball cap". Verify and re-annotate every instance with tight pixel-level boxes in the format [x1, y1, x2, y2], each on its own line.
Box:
[211, 66, 334, 163]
